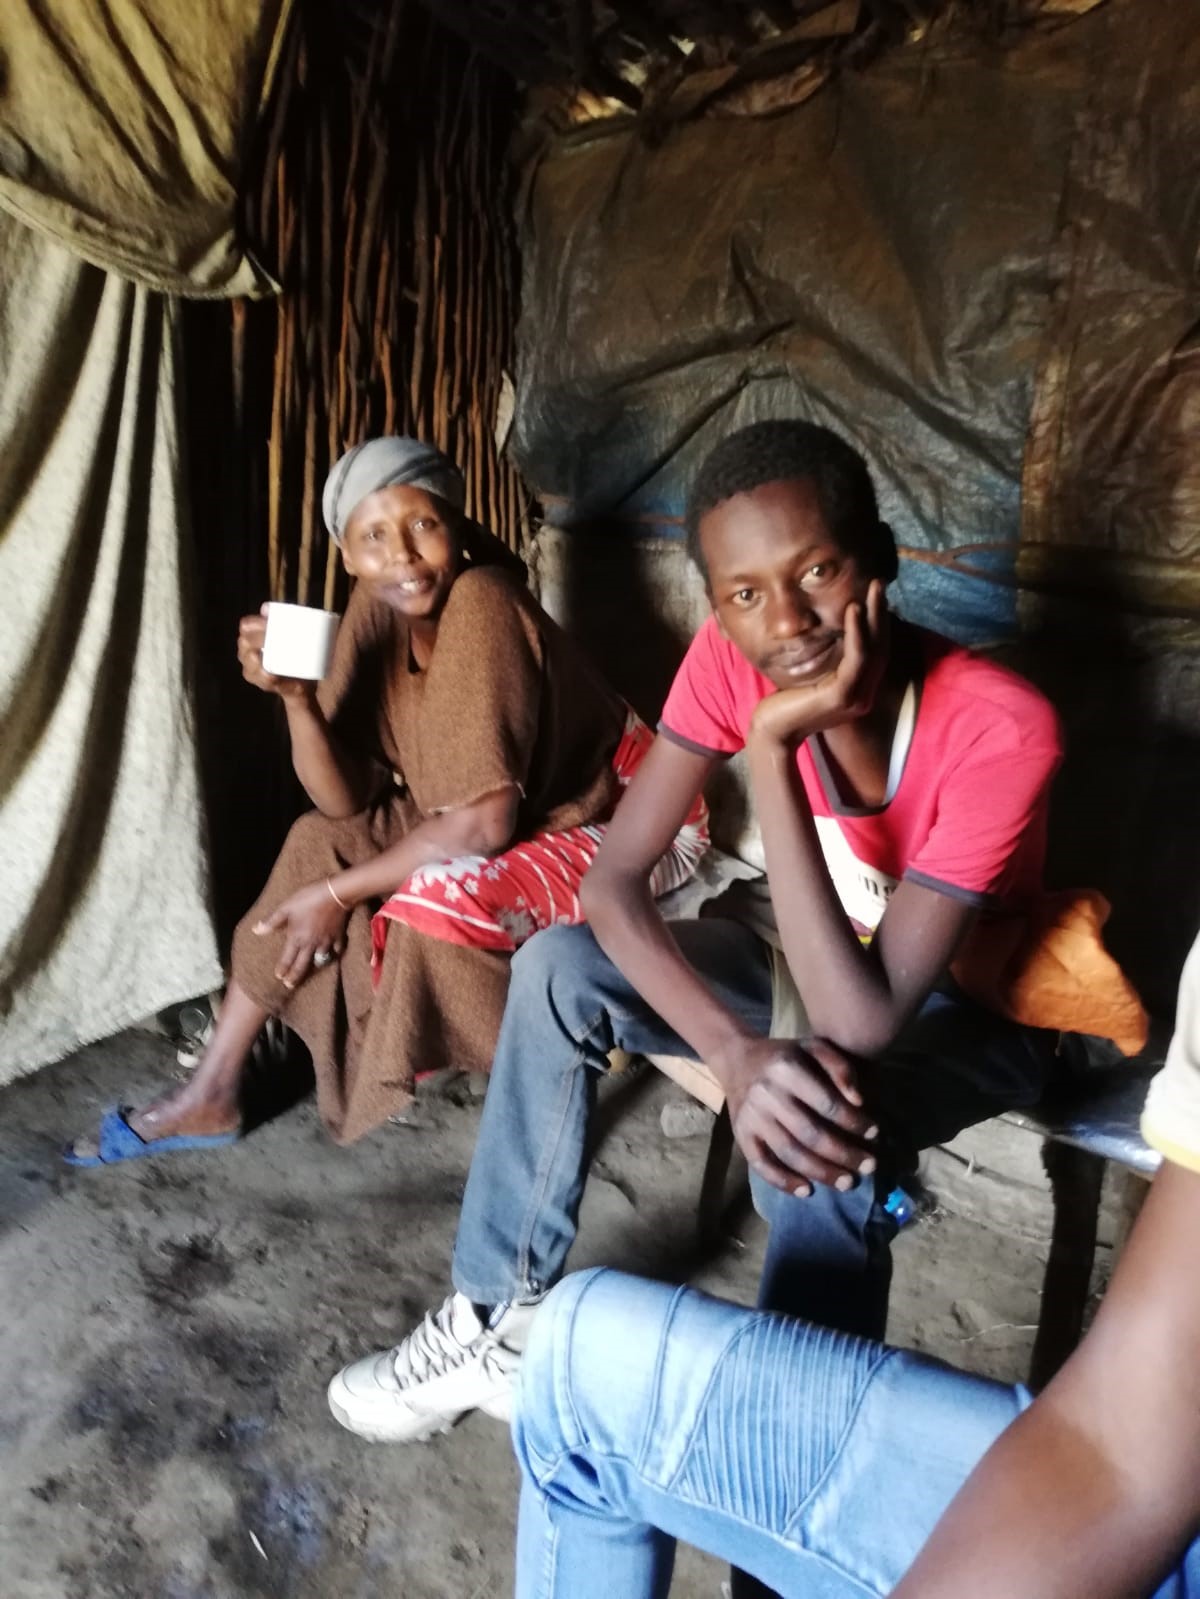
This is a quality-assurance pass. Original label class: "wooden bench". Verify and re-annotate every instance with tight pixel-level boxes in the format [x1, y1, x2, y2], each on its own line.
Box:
[645, 1053, 737, 1238]
[647, 1051, 1161, 1386]
[1002, 1062, 1159, 1385]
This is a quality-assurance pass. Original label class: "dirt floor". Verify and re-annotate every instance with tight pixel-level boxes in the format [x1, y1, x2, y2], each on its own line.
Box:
[0, 1025, 1130, 1599]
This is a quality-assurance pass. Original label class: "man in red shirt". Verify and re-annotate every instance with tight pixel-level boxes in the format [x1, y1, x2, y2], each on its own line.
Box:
[327, 419, 1067, 1442]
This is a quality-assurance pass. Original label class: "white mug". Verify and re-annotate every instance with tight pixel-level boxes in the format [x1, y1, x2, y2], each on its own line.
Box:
[261, 603, 340, 681]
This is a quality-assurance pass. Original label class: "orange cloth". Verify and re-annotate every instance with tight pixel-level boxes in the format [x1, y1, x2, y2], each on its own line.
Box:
[951, 889, 1148, 1056]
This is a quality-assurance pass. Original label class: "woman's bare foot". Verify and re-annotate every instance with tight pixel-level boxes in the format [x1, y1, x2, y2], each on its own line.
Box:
[66, 980, 271, 1162]
[66, 1078, 241, 1163]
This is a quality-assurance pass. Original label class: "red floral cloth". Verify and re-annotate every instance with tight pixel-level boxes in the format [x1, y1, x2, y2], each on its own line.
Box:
[371, 711, 707, 972]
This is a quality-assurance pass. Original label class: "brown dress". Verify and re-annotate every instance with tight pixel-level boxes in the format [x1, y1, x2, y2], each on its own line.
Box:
[231, 565, 626, 1143]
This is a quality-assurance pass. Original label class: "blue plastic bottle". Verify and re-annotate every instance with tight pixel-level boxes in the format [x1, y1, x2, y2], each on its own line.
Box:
[883, 1185, 917, 1228]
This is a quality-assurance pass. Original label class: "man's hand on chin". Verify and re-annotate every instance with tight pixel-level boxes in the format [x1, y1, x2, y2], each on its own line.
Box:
[750, 579, 890, 747]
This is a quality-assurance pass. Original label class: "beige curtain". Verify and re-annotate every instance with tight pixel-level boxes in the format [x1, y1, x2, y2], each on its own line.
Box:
[0, 212, 223, 1083]
[0, 0, 292, 296]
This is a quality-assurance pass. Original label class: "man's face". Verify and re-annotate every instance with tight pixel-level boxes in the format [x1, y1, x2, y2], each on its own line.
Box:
[340, 484, 459, 619]
[699, 478, 872, 691]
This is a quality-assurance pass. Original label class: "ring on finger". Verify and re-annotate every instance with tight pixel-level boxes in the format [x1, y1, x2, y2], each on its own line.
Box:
[312, 948, 333, 968]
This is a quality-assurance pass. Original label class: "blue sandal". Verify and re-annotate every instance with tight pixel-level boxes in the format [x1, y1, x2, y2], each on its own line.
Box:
[62, 1105, 240, 1168]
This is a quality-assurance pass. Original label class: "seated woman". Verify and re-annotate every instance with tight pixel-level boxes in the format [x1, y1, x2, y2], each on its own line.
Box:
[66, 438, 707, 1164]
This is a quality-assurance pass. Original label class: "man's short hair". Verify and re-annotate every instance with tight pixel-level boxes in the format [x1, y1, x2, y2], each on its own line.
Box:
[685, 420, 899, 584]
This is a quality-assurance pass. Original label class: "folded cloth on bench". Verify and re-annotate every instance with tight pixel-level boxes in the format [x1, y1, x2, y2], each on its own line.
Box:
[950, 889, 1147, 1056]
[745, 881, 1146, 1056]
[371, 709, 709, 967]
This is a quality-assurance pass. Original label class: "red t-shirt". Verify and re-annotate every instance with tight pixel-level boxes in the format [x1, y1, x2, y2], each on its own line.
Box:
[659, 618, 1062, 936]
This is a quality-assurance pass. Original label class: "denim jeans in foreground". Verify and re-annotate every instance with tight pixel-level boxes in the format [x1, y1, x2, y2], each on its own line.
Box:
[512, 1270, 1200, 1599]
[450, 919, 1055, 1338]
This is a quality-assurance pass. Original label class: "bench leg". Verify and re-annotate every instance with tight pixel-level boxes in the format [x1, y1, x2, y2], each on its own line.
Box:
[1029, 1140, 1106, 1391]
[697, 1105, 735, 1240]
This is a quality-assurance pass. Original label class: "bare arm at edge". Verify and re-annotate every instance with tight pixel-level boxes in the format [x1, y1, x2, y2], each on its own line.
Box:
[893, 1157, 1200, 1599]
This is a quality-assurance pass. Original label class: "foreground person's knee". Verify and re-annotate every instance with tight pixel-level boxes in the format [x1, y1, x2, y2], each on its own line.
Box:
[513, 1271, 606, 1469]
[514, 1270, 677, 1453]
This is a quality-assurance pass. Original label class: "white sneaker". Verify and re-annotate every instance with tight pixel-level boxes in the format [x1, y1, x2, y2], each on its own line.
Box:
[327, 1291, 543, 1444]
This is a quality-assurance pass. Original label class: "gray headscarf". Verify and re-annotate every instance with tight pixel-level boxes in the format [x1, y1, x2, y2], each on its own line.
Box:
[322, 437, 465, 545]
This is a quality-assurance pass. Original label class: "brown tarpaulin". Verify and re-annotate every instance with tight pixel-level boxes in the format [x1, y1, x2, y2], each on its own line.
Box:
[1021, 5, 1200, 612]
[512, 0, 1200, 630]
[511, 0, 1200, 1006]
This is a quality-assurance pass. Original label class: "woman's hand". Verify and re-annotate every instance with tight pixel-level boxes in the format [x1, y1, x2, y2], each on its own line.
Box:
[237, 608, 316, 703]
[749, 579, 889, 748]
[253, 880, 350, 989]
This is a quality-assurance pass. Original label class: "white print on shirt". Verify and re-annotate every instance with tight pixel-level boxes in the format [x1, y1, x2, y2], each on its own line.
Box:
[815, 815, 897, 935]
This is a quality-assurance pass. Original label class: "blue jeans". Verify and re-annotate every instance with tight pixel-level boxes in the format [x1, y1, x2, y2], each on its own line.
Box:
[451, 921, 1055, 1335]
[513, 1270, 1200, 1599]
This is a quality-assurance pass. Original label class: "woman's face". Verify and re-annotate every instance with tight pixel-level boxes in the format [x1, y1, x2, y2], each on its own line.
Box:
[340, 484, 460, 621]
